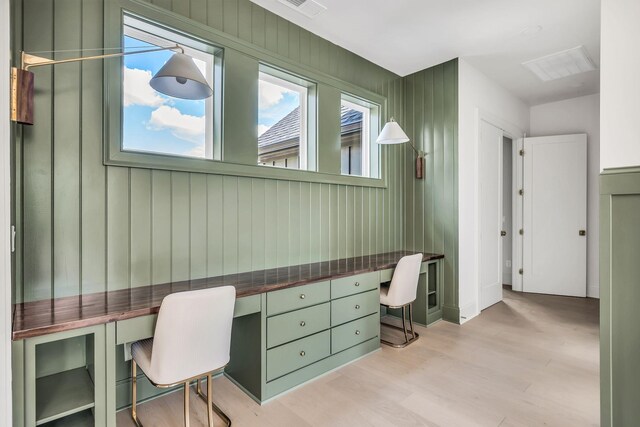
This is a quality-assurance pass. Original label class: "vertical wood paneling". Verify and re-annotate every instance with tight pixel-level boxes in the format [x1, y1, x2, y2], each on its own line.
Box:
[130, 170, 151, 287]
[80, 0, 106, 295]
[251, 179, 265, 270]
[52, 0, 82, 298]
[206, 175, 223, 276]
[151, 171, 171, 284]
[237, 177, 252, 272]
[106, 168, 130, 291]
[170, 173, 190, 281]
[16, 0, 408, 302]
[189, 174, 208, 279]
[404, 60, 459, 320]
[222, 176, 238, 274]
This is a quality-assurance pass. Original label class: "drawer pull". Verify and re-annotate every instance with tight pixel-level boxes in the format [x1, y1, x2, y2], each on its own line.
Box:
[355, 330, 361, 335]
[355, 282, 360, 287]
[355, 304, 360, 310]
[300, 321, 306, 327]
[300, 294, 306, 299]
[300, 351, 306, 357]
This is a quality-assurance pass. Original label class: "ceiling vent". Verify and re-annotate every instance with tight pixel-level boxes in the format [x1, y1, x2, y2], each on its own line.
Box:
[278, 0, 327, 18]
[522, 46, 596, 82]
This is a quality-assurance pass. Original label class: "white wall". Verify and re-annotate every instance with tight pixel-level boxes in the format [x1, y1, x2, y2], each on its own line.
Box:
[1, 0, 12, 422]
[458, 59, 530, 322]
[530, 94, 600, 298]
[600, 0, 640, 169]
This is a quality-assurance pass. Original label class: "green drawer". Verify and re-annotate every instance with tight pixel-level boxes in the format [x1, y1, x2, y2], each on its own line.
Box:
[331, 289, 379, 326]
[331, 313, 379, 354]
[267, 303, 330, 349]
[266, 281, 330, 316]
[266, 331, 331, 381]
[331, 271, 379, 299]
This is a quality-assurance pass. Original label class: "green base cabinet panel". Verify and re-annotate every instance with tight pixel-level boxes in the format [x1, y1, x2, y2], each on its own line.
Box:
[266, 331, 331, 381]
[600, 167, 640, 427]
[267, 303, 330, 348]
[331, 314, 379, 354]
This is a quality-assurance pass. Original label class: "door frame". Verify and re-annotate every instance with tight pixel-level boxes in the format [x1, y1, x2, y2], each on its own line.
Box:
[475, 109, 524, 314]
[1, 0, 12, 422]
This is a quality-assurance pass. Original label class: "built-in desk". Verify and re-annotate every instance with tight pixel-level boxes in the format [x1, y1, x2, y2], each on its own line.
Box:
[12, 251, 443, 427]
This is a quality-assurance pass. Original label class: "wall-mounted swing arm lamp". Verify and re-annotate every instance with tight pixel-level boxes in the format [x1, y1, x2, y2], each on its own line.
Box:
[376, 118, 425, 179]
[11, 44, 213, 125]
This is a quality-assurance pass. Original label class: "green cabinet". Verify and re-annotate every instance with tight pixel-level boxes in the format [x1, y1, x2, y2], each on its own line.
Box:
[331, 314, 379, 354]
[267, 303, 330, 349]
[266, 331, 331, 381]
[266, 281, 330, 316]
[330, 289, 379, 326]
[600, 167, 640, 427]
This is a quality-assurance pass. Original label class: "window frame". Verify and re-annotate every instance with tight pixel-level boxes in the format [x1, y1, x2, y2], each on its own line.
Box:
[258, 65, 316, 171]
[121, 18, 218, 160]
[340, 93, 380, 179]
[104, 0, 388, 188]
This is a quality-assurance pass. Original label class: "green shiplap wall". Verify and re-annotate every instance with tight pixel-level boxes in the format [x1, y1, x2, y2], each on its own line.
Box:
[402, 60, 459, 322]
[13, 0, 407, 302]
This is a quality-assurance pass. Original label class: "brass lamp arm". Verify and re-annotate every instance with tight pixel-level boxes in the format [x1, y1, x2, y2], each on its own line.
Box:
[21, 44, 184, 70]
[407, 140, 425, 157]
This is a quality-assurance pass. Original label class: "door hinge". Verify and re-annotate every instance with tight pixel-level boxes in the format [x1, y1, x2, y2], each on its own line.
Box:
[519, 229, 524, 235]
[519, 268, 523, 275]
[519, 149, 525, 156]
[519, 189, 524, 196]
[11, 225, 15, 253]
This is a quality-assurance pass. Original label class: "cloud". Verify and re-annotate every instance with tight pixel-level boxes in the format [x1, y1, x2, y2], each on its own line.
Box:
[259, 79, 295, 110]
[123, 67, 166, 108]
[186, 144, 206, 158]
[148, 106, 205, 143]
[258, 124, 271, 136]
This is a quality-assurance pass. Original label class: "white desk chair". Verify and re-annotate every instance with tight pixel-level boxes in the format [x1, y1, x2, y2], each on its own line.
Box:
[130, 286, 236, 427]
[380, 253, 422, 347]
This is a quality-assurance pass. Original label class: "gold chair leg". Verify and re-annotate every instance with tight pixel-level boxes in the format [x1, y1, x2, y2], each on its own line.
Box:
[131, 360, 143, 427]
[184, 382, 190, 427]
[409, 303, 417, 340]
[380, 303, 420, 348]
[401, 305, 409, 344]
[196, 374, 232, 426]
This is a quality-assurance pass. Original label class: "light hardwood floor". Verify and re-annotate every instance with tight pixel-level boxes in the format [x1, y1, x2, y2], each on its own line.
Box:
[116, 290, 599, 427]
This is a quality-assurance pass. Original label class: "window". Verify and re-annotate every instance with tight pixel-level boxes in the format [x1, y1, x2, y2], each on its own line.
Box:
[258, 68, 310, 170]
[122, 15, 221, 160]
[340, 96, 372, 177]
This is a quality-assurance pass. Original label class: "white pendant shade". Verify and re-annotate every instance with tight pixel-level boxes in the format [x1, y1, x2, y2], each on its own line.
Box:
[150, 53, 213, 100]
[376, 119, 410, 144]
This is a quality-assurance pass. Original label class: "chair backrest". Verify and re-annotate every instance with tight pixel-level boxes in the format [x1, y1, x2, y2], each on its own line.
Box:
[150, 286, 236, 385]
[386, 254, 423, 307]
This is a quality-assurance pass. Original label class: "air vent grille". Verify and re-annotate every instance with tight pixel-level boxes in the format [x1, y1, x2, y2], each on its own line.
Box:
[523, 46, 596, 82]
[281, 0, 307, 6]
[278, 0, 326, 17]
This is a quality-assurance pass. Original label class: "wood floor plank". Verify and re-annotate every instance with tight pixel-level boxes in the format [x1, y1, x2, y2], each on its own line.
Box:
[116, 290, 599, 426]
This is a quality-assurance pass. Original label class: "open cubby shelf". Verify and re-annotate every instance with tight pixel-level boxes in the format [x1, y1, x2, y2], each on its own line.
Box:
[36, 367, 95, 425]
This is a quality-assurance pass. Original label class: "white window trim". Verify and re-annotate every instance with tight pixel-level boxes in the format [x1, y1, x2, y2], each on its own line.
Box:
[258, 71, 309, 170]
[341, 98, 371, 178]
[123, 16, 215, 159]
[1, 0, 12, 422]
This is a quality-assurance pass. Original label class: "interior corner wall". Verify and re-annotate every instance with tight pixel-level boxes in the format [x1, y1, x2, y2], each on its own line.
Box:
[530, 93, 600, 298]
[601, 0, 640, 170]
[402, 59, 459, 322]
[457, 58, 530, 322]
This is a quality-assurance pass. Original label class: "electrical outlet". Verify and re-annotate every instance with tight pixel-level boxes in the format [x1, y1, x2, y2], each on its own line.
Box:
[506, 260, 512, 268]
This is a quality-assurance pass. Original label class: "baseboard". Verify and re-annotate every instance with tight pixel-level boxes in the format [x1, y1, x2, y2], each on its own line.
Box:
[587, 285, 600, 299]
[458, 303, 478, 324]
[442, 305, 460, 324]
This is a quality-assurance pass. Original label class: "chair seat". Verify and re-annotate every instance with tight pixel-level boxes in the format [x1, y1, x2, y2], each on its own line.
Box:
[131, 338, 155, 383]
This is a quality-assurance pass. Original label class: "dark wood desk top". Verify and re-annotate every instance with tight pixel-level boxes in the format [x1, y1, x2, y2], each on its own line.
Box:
[12, 251, 443, 340]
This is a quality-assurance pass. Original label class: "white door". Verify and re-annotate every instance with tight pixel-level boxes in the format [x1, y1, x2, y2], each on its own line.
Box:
[522, 134, 587, 297]
[479, 120, 503, 310]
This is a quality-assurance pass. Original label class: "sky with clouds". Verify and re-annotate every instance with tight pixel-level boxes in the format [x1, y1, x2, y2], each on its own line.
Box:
[123, 35, 207, 158]
[258, 78, 300, 137]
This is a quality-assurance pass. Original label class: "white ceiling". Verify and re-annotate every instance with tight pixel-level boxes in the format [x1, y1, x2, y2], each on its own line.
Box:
[250, 0, 601, 106]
